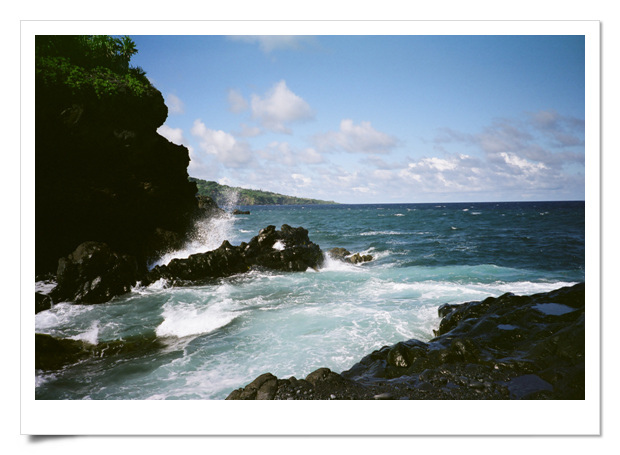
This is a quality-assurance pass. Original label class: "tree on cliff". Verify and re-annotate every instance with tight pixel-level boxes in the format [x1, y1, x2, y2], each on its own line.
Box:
[36, 35, 139, 75]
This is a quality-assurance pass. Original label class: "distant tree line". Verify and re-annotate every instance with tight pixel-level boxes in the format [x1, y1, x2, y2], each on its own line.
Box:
[190, 177, 338, 206]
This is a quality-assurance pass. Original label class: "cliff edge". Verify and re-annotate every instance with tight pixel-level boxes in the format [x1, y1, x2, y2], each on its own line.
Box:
[35, 36, 200, 275]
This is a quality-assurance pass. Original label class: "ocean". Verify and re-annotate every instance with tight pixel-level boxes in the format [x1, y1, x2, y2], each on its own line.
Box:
[34, 201, 585, 400]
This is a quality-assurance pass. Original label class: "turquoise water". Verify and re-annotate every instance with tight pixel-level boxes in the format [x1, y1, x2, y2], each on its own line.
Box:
[35, 201, 585, 399]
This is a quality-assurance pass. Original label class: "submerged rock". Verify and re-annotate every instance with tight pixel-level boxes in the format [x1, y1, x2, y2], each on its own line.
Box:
[232, 209, 250, 215]
[227, 283, 585, 400]
[35, 333, 165, 371]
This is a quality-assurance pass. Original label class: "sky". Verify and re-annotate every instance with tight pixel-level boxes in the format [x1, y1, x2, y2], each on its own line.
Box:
[128, 34, 586, 204]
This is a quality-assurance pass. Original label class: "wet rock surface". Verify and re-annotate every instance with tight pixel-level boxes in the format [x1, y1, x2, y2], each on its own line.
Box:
[227, 283, 585, 400]
[35, 333, 166, 371]
[51, 241, 140, 304]
[144, 224, 324, 285]
[42, 224, 324, 306]
[327, 247, 373, 264]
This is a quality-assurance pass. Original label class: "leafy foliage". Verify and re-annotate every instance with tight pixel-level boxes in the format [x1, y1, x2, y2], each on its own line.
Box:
[36, 35, 137, 73]
[35, 35, 153, 99]
[190, 177, 338, 206]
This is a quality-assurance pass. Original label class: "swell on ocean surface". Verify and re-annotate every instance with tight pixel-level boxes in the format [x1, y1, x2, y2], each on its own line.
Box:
[35, 201, 585, 399]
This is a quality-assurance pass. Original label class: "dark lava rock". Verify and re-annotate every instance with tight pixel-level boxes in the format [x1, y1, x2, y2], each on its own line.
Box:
[327, 247, 373, 264]
[35, 292, 54, 314]
[227, 368, 373, 400]
[51, 241, 139, 304]
[232, 209, 251, 215]
[35, 333, 165, 371]
[327, 247, 351, 261]
[145, 224, 324, 285]
[44, 224, 323, 305]
[226, 283, 585, 400]
[197, 195, 225, 217]
[226, 373, 280, 400]
[348, 253, 373, 264]
[35, 333, 91, 370]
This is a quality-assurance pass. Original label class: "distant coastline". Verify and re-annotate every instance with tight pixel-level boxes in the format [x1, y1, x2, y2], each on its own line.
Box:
[190, 177, 338, 206]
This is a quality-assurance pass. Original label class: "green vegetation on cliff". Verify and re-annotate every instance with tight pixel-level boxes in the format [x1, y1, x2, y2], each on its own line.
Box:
[35, 35, 154, 99]
[190, 177, 338, 206]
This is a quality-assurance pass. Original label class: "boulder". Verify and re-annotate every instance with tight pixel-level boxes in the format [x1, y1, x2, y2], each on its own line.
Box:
[348, 253, 373, 264]
[227, 368, 372, 400]
[35, 292, 54, 314]
[51, 241, 139, 304]
[327, 247, 373, 264]
[327, 247, 350, 261]
[232, 209, 250, 215]
[226, 373, 279, 400]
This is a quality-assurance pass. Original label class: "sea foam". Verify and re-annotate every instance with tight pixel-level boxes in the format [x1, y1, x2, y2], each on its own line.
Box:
[155, 298, 241, 338]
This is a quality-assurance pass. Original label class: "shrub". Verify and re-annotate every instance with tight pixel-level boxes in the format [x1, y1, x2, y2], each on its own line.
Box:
[35, 35, 153, 99]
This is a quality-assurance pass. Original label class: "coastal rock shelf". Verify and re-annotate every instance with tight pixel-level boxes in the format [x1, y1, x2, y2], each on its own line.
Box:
[227, 282, 585, 400]
[144, 224, 324, 284]
[46, 224, 324, 305]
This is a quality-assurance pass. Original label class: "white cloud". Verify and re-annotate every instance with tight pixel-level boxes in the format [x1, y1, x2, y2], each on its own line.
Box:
[298, 147, 324, 165]
[227, 36, 316, 54]
[409, 157, 458, 172]
[237, 124, 262, 138]
[157, 124, 186, 145]
[255, 142, 325, 168]
[188, 144, 219, 181]
[499, 152, 547, 173]
[258, 141, 296, 166]
[291, 173, 312, 187]
[372, 169, 394, 181]
[165, 93, 184, 115]
[228, 89, 248, 113]
[314, 119, 399, 154]
[250, 80, 314, 133]
[190, 119, 253, 168]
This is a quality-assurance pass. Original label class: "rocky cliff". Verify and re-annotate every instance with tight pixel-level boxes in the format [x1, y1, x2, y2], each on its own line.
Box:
[35, 36, 200, 275]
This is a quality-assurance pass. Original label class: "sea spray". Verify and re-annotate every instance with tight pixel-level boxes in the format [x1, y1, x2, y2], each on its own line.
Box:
[149, 212, 239, 269]
[148, 188, 245, 269]
[218, 186, 241, 212]
[69, 320, 100, 345]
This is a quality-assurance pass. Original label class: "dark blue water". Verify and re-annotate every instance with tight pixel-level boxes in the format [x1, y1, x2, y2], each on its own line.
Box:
[35, 201, 584, 399]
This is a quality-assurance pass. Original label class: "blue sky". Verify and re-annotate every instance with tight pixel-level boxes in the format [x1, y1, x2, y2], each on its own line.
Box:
[129, 34, 585, 204]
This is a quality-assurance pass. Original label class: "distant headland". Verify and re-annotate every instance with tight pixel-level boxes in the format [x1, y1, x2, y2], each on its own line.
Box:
[190, 177, 338, 206]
